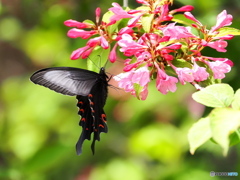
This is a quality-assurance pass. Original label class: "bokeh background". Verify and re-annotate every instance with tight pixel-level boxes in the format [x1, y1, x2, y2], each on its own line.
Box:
[0, 0, 240, 179]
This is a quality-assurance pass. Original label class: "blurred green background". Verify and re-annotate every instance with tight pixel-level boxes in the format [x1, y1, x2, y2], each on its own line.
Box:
[0, 0, 240, 180]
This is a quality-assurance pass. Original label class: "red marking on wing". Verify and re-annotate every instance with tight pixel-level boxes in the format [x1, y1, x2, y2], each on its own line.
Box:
[79, 109, 85, 113]
[101, 114, 107, 122]
[101, 114, 106, 118]
[99, 124, 104, 128]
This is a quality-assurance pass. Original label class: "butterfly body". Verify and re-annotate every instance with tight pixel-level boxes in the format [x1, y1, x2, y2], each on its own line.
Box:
[30, 67, 109, 155]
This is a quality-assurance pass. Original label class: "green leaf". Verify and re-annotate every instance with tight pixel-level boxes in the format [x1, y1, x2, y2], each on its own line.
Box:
[107, 19, 121, 35]
[172, 14, 194, 27]
[141, 14, 154, 33]
[133, 83, 143, 100]
[216, 27, 240, 37]
[232, 89, 240, 110]
[209, 108, 240, 156]
[83, 19, 95, 26]
[229, 129, 240, 146]
[171, 59, 192, 68]
[102, 11, 114, 24]
[192, 84, 234, 108]
[188, 117, 212, 155]
[87, 47, 110, 73]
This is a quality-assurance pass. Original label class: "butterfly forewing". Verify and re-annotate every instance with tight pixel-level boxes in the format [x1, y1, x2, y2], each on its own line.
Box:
[30, 67, 100, 96]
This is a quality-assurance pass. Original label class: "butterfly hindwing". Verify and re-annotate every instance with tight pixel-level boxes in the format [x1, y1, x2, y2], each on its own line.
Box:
[76, 95, 93, 155]
[75, 68, 108, 155]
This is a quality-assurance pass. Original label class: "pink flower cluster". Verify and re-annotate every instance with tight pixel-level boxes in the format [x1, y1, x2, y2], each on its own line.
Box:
[64, 0, 235, 100]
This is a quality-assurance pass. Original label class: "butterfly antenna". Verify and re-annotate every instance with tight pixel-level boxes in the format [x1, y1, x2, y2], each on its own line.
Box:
[87, 56, 100, 69]
[96, 55, 108, 68]
[103, 57, 109, 68]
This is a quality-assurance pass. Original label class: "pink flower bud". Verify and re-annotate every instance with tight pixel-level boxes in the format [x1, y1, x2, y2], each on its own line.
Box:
[70, 46, 90, 60]
[184, 12, 202, 26]
[95, 7, 101, 23]
[67, 29, 96, 39]
[174, 5, 194, 12]
[109, 43, 118, 63]
[100, 36, 109, 49]
[64, 20, 92, 28]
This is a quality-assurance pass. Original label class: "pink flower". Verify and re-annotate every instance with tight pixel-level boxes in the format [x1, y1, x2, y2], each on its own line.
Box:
[162, 23, 196, 40]
[116, 27, 134, 40]
[140, 33, 169, 46]
[114, 66, 150, 100]
[205, 56, 234, 66]
[128, 14, 143, 27]
[202, 39, 228, 52]
[205, 60, 231, 79]
[86, 36, 109, 49]
[156, 4, 173, 22]
[192, 63, 209, 82]
[109, 3, 133, 23]
[175, 67, 194, 85]
[118, 34, 147, 56]
[64, 7, 116, 60]
[210, 10, 233, 32]
[156, 66, 178, 94]
[131, 67, 150, 86]
[67, 29, 96, 39]
[136, 51, 152, 61]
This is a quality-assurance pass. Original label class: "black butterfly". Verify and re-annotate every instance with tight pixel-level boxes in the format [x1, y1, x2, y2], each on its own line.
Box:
[30, 67, 109, 155]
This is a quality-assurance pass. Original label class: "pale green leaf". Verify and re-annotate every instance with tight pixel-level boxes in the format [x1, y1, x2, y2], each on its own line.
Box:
[188, 117, 211, 155]
[102, 11, 114, 23]
[83, 19, 95, 25]
[232, 89, 240, 110]
[209, 108, 240, 156]
[141, 14, 154, 33]
[87, 47, 110, 73]
[216, 27, 240, 37]
[192, 84, 234, 108]
[172, 14, 194, 27]
[229, 129, 240, 146]
[133, 83, 143, 100]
